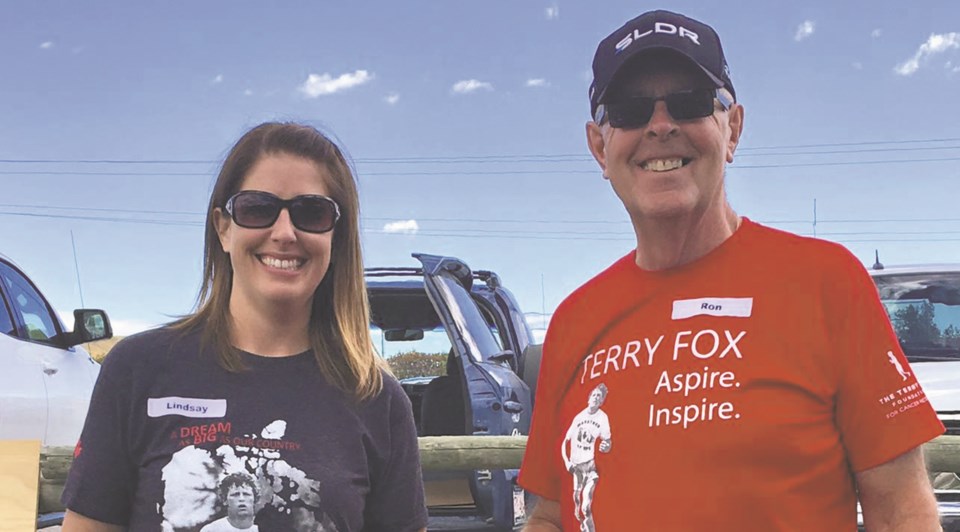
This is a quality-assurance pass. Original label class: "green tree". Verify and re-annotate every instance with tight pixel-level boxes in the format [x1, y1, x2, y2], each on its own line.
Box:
[893, 301, 940, 345]
[387, 351, 447, 380]
[943, 324, 960, 348]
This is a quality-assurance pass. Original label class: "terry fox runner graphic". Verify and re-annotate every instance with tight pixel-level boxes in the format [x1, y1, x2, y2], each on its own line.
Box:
[562, 383, 612, 532]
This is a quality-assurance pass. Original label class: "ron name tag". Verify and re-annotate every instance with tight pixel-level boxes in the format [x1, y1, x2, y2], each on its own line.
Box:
[148, 397, 227, 418]
[672, 297, 753, 320]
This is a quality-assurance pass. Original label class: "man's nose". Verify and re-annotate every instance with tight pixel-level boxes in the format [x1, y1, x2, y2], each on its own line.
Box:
[644, 100, 679, 138]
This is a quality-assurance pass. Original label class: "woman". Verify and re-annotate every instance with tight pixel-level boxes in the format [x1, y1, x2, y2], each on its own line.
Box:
[62, 122, 427, 532]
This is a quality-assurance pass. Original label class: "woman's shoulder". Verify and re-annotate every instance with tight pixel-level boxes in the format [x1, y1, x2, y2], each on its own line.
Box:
[100, 325, 202, 374]
[376, 369, 409, 403]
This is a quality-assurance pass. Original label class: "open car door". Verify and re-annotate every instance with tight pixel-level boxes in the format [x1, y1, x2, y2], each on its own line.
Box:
[415, 253, 531, 529]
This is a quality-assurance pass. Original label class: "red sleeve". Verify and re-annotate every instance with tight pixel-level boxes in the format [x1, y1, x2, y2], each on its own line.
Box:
[829, 252, 944, 472]
[518, 305, 568, 501]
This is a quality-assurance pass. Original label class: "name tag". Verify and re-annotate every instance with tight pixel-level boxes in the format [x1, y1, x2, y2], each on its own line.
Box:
[147, 397, 227, 418]
[672, 297, 753, 320]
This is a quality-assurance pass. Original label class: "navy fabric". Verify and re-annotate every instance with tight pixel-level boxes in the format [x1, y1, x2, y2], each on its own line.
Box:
[62, 326, 427, 532]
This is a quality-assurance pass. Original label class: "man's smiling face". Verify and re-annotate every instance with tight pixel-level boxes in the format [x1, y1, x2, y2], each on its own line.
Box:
[588, 52, 743, 225]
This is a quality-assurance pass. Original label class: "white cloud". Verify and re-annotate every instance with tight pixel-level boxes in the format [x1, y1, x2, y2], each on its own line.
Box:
[852, 62, 863, 70]
[794, 21, 815, 42]
[871, 29, 882, 38]
[383, 220, 419, 234]
[452, 79, 493, 94]
[243, 89, 253, 96]
[40, 41, 54, 49]
[894, 32, 960, 76]
[298, 70, 374, 98]
[526, 78, 549, 88]
[384, 92, 400, 105]
[212, 74, 223, 84]
[545, 5, 559, 20]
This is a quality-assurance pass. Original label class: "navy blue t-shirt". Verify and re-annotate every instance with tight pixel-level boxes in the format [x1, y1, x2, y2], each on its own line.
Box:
[62, 326, 427, 532]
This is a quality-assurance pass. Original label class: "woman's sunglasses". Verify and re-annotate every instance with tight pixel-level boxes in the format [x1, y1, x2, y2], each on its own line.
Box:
[224, 190, 340, 234]
[596, 88, 733, 129]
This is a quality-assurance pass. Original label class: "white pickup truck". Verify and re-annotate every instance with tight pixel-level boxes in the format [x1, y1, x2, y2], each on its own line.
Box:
[865, 263, 960, 531]
[0, 254, 112, 526]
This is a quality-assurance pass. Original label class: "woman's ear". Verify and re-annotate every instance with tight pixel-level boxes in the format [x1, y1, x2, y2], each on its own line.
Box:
[213, 207, 232, 253]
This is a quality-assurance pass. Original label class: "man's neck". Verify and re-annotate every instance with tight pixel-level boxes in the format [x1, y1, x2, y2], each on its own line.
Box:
[631, 205, 740, 272]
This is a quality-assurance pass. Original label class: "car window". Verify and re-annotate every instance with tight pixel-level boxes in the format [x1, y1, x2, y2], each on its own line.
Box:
[372, 323, 453, 359]
[0, 291, 15, 336]
[473, 300, 504, 350]
[0, 262, 60, 344]
[434, 273, 503, 362]
[874, 271, 960, 362]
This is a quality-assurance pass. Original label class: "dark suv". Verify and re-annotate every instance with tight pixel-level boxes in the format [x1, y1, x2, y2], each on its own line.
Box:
[366, 254, 540, 530]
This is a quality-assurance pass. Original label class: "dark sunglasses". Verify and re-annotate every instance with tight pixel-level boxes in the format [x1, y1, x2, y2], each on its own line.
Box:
[596, 88, 733, 129]
[224, 190, 340, 234]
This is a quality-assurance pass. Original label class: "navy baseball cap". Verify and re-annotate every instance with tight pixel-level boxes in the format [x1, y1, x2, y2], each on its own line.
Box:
[589, 10, 736, 119]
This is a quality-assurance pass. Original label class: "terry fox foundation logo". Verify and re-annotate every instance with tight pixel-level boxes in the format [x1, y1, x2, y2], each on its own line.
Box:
[888, 350, 911, 381]
[562, 383, 612, 532]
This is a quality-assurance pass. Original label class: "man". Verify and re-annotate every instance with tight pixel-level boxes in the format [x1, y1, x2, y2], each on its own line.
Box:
[200, 473, 260, 532]
[561, 383, 612, 532]
[519, 9, 944, 531]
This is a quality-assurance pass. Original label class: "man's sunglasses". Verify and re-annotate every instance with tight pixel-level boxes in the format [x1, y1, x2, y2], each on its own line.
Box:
[596, 88, 733, 129]
[224, 190, 340, 234]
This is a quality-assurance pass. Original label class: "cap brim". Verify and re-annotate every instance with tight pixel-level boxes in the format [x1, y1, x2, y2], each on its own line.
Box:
[597, 46, 724, 105]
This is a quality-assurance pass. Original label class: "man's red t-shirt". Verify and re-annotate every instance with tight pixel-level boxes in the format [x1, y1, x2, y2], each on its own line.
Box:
[519, 219, 944, 531]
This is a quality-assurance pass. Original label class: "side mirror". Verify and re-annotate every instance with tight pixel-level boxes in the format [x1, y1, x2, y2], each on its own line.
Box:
[66, 309, 113, 347]
[383, 328, 424, 341]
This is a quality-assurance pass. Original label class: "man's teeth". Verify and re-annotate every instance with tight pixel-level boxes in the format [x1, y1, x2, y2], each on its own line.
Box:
[641, 158, 684, 172]
[260, 256, 303, 270]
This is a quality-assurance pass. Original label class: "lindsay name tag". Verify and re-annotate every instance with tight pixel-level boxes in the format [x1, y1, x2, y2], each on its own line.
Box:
[147, 397, 227, 418]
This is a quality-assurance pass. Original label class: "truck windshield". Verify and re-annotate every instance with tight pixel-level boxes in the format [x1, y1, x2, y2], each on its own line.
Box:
[874, 271, 960, 363]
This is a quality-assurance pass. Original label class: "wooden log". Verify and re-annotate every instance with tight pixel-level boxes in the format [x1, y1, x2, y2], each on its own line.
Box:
[924, 435, 960, 475]
[35, 434, 960, 512]
[38, 445, 72, 514]
[418, 436, 527, 471]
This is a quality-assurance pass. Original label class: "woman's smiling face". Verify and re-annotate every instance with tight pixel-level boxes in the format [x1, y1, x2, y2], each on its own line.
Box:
[215, 152, 335, 314]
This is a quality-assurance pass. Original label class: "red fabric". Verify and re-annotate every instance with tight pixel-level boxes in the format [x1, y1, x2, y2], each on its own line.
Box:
[519, 218, 944, 531]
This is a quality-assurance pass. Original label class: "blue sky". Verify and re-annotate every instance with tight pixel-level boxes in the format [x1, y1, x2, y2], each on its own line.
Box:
[2, 1, 959, 340]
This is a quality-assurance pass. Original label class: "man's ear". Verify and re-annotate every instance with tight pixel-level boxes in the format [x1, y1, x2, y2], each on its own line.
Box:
[213, 207, 232, 253]
[586, 121, 610, 180]
[726, 104, 744, 163]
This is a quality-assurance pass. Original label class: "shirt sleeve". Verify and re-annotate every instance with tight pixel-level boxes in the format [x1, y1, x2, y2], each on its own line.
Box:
[362, 377, 428, 532]
[829, 252, 945, 472]
[60, 342, 137, 525]
[518, 307, 567, 502]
